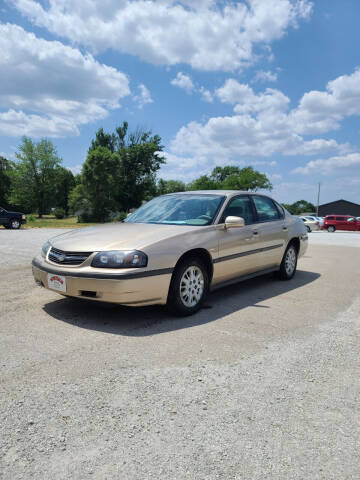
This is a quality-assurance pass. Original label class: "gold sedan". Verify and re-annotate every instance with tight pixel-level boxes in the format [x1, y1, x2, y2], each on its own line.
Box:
[32, 191, 308, 316]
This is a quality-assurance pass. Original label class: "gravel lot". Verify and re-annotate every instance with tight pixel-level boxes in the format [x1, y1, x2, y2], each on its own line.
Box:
[1, 228, 359, 479]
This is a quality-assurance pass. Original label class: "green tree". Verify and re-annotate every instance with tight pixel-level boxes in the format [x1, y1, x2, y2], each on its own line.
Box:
[82, 147, 118, 222]
[54, 167, 75, 216]
[112, 122, 165, 211]
[186, 166, 272, 192]
[210, 166, 242, 183]
[157, 179, 186, 195]
[89, 127, 117, 153]
[0, 156, 13, 208]
[11, 137, 61, 216]
[217, 166, 272, 191]
[283, 200, 315, 215]
[186, 175, 218, 191]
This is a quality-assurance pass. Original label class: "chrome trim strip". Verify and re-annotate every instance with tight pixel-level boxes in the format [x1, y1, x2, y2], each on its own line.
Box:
[213, 243, 283, 264]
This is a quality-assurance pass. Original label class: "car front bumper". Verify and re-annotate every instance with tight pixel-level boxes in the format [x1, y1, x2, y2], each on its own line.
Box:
[32, 256, 172, 306]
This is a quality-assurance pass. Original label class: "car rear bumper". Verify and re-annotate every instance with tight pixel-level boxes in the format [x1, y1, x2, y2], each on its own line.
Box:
[32, 256, 172, 306]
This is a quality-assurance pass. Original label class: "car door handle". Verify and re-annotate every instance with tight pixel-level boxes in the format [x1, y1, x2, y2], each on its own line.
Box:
[282, 227, 288, 231]
[252, 231, 258, 235]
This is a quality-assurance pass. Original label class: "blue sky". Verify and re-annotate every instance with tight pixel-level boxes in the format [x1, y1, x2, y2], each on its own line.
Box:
[1, 0, 360, 205]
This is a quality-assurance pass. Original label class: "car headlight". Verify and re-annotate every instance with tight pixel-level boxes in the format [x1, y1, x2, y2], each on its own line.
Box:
[41, 240, 51, 258]
[22, 214, 26, 220]
[91, 250, 148, 268]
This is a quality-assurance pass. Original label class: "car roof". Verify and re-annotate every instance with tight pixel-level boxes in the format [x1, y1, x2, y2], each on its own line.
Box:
[167, 190, 262, 197]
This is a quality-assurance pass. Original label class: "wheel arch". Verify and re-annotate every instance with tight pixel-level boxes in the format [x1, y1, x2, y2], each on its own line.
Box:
[287, 236, 300, 253]
[173, 248, 214, 283]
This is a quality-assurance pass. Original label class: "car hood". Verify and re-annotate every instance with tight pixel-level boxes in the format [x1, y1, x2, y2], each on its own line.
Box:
[6, 210, 23, 216]
[50, 222, 205, 252]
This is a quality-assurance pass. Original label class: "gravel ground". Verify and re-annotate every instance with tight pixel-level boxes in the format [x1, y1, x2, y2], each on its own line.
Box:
[309, 230, 360, 247]
[1, 228, 359, 479]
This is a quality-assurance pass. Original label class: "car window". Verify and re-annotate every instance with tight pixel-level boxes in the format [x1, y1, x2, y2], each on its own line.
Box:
[220, 196, 255, 225]
[336, 217, 345, 221]
[252, 195, 280, 222]
[327, 216, 334, 220]
[347, 217, 355, 222]
[125, 194, 225, 226]
[274, 201, 285, 218]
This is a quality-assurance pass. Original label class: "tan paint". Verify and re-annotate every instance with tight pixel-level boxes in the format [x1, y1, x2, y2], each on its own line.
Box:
[32, 191, 308, 305]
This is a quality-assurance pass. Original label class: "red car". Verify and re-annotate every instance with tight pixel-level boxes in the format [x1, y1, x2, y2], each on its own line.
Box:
[322, 215, 360, 232]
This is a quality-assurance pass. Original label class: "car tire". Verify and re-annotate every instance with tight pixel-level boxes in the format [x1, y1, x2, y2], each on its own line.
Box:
[327, 225, 335, 232]
[167, 256, 209, 316]
[306, 225, 311, 233]
[9, 218, 21, 229]
[278, 243, 298, 281]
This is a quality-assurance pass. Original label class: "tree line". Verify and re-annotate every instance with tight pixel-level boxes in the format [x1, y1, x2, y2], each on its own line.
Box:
[1, 121, 314, 222]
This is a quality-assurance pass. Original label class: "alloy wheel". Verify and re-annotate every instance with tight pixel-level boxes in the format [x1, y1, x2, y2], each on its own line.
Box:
[284, 247, 297, 276]
[11, 220, 20, 229]
[179, 265, 204, 308]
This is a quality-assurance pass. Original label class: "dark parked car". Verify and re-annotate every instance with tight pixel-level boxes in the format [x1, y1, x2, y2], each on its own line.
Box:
[0, 206, 26, 229]
[321, 215, 360, 232]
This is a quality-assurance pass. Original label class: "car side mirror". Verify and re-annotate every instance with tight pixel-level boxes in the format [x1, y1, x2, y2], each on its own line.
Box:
[225, 216, 245, 229]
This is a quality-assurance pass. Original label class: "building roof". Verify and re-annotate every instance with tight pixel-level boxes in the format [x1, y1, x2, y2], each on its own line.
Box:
[319, 199, 360, 207]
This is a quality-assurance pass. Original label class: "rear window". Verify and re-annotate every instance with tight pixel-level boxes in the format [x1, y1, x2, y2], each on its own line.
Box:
[327, 216, 334, 220]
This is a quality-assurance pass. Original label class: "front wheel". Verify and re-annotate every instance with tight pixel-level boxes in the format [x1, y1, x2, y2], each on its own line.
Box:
[278, 243, 298, 280]
[9, 218, 21, 229]
[167, 257, 209, 316]
[327, 225, 335, 232]
[306, 225, 311, 233]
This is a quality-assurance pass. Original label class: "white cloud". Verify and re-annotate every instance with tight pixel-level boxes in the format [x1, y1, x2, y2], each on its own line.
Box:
[199, 87, 213, 103]
[66, 164, 82, 175]
[167, 73, 358, 176]
[11, 0, 313, 71]
[160, 152, 212, 181]
[215, 79, 289, 113]
[254, 70, 278, 83]
[290, 68, 360, 134]
[171, 73, 195, 94]
[292, 153, 360, 175]
[133, 84, 153, 108]
[0, 23, 130, 137]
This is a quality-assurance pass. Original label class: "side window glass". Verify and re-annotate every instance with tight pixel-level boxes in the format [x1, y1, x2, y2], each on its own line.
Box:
[274, 201, 285, 218]
[221, 196, 255, 225]
[252, 196, 280, 222]
[328, 216, 334, 220]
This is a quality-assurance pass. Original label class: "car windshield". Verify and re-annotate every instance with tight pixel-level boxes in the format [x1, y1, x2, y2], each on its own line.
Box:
[125, 194, 225, 226]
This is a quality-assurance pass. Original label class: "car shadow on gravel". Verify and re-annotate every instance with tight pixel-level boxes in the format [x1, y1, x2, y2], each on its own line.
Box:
[43, 269, 320, 336]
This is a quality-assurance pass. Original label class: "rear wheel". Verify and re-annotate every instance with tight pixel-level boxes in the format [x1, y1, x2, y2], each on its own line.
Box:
[167, 256, 209, 316]
[278, 243, 298, 280]
[327, 225, 335, 232]
[306, 225, 311, 233]
[9, 218, 21, 229]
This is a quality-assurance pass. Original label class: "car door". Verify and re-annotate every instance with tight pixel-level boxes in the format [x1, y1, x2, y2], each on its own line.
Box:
[0, 207, 7, 225]
[214, 195, 263, 284]
[250, 195, 287, 269]
[335, 216, 346, 230]
[346, 217, 356, 231]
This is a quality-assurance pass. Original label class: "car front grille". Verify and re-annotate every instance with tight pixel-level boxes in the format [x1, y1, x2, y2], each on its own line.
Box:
[48, 247, 92, 266]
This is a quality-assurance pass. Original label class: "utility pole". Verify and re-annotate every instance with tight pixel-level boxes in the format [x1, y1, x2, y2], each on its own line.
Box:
[316, 182, 321, 216]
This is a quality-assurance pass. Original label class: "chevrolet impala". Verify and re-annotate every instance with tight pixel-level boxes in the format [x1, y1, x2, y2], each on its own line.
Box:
[32, 191, 308, 315]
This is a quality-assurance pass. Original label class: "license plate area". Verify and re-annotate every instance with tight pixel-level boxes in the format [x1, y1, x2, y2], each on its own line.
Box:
[47, 273, 66, 292]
